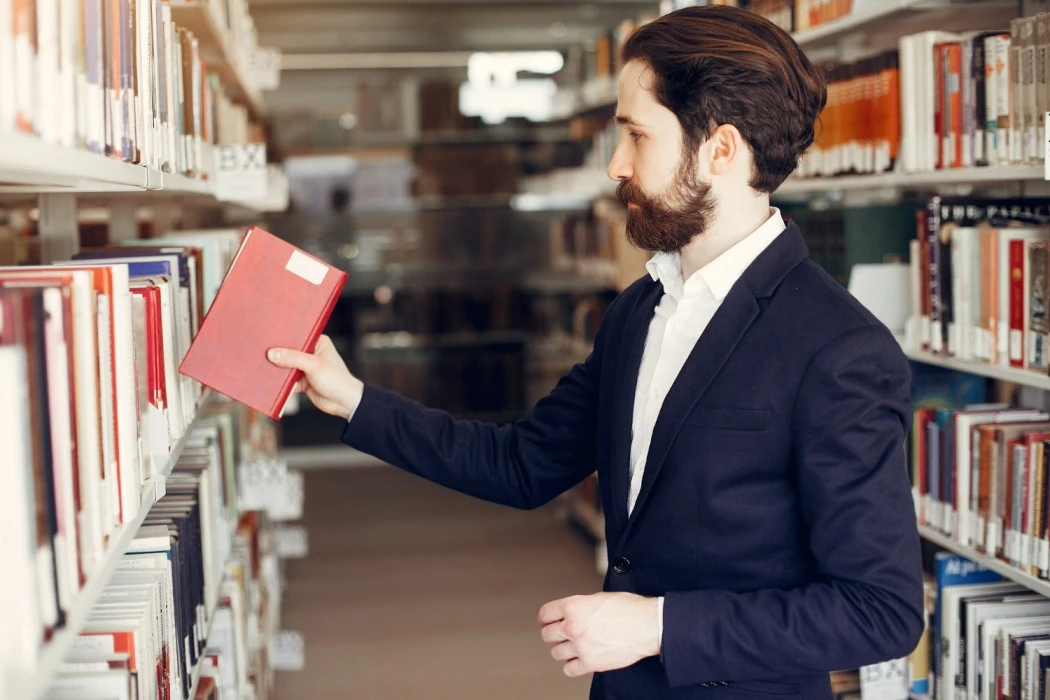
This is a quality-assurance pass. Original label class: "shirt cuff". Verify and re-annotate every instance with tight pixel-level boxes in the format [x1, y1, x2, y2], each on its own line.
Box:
[658, 596, 665, 646]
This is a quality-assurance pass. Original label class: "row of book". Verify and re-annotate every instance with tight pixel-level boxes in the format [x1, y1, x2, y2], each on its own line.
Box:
[905, 197, 1050, 375]
[0, 228, 245, 670]
[917, 552, 1050, 700]
[799, 18, 1049, 179]
[39, 398, 253, 700]
[912, 403, 1050, 576]
[46, 466, 285, 700]
[0, 0, 261, 177]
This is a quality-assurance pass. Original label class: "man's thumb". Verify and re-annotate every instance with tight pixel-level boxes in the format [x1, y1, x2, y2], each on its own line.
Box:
[267, 347, 311, 370]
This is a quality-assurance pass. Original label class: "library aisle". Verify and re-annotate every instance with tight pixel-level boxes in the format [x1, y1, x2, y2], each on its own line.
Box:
[274, 463, 600, 700]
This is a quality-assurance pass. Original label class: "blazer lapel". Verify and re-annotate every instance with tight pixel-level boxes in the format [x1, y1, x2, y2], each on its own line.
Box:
[614, 221, 810, 543]
[607, 281, 662, 533]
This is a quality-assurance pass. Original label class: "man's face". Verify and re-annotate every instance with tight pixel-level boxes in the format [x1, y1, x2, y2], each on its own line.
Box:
[608, 60, 716, 254]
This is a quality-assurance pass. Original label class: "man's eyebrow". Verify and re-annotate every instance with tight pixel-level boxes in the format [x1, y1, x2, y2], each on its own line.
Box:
[615, 115, 646, 128]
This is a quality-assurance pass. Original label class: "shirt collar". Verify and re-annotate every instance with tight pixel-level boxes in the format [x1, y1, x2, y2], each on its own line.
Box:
[646, 208, 786, 303]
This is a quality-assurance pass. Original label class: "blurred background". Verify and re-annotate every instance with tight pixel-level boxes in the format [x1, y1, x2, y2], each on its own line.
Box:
[8, 0, 1050, 697]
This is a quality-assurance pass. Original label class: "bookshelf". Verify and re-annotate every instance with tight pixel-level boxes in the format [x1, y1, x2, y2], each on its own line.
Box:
[918, 525, 1050, 599]
[901, 344, 1050, 391]
[791, 0, 923, 48]
[777, 165, 1049, 196]
[169, 0, 266, 119]
[10, 391, 217, 700]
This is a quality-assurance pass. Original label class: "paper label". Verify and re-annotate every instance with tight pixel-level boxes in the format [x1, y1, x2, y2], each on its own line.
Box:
[859, 659, 909, 700]
[1040, 539, 1049, 571]
[275, 525, 309, 558]
[1010, 330, 1024, 362]
[987, 521, 1000, 555]
[73, 635, 115, 655]
[285, 251, 327, 286]
[271, 631, 305, 671]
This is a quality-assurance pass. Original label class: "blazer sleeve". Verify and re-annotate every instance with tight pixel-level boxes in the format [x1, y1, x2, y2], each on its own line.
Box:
[660, 324, 925, 686]
[340, 296, 620, 511]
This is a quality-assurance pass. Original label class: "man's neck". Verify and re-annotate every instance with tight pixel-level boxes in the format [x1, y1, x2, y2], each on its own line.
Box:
[679, 194, 772, 281]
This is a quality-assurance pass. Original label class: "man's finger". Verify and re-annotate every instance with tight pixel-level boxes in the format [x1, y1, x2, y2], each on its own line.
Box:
[563, 658, 588, 678]
[540, 622, 568, 644]
[550, 641, 576, 662]
[267, 347, 315, 372]
[538, 599, 567, 625]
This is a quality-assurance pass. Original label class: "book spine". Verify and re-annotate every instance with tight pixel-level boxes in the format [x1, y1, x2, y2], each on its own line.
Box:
[948, 41, 963, 168]
[997, 35, 1012, 166]
[1010, 19, 1024, 164]
[1011, 239, 1026, 368]
[1029, 242, 1048, 371]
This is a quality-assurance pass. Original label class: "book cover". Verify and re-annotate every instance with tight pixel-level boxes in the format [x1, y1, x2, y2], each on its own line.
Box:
[178, 227, 348, 420]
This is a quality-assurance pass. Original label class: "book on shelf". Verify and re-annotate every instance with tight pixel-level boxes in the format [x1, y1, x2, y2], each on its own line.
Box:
[0, 0, 263, 177]
[0, 227, 250, 688]
[178, 226, 348, 421]
[796, 13, 1049, 179]
[904, 196, 1050, 377]
[39, 399, 286, 700]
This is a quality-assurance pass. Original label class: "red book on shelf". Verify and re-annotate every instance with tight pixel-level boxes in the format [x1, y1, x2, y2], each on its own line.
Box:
[178, 227, 348, 420]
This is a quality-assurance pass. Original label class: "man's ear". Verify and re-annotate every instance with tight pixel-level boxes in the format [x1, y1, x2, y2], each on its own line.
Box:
[708, 124, 743, 177]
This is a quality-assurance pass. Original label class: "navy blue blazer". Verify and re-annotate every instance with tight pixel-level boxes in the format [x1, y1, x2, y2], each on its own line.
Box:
[342, 221, 925, 700]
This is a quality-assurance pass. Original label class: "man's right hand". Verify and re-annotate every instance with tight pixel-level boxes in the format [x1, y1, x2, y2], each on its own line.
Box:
[267, 335, 364, 421]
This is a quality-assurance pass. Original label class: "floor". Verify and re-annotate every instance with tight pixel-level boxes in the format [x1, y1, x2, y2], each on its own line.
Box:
[274, 464, 603, 700]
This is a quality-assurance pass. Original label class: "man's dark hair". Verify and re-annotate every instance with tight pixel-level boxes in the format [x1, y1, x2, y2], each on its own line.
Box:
[621, 5, 827, 193]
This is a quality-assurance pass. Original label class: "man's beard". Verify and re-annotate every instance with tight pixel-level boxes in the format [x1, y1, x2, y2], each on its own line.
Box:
[616, 157, 716, 254]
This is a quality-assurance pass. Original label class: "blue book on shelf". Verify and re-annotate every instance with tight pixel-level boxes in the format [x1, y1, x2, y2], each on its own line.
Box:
[931, 553, 1003, 697]
[911, 363, 991, 409]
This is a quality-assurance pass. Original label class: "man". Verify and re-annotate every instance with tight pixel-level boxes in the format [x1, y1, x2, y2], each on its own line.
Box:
[268, 5, 924, 698]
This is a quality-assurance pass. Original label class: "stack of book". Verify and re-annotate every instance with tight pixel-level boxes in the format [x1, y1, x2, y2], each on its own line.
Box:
[0, 228, 244, 689]
[905, 197, 1050, 376]
[0, 0, 263, 177]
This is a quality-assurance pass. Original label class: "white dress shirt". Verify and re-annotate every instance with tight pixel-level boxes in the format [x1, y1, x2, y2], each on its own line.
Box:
[630, 208, 786, 644]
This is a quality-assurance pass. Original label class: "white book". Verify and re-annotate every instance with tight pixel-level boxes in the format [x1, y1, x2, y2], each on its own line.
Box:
[980, 616, 1050, 700]
[94, 295, 119, 530]
[53, 263, 142, 524]
[82, 614, 152, 700]
[36, 0, 59, 142]
[1021, 17, 1039, 164]
[163, 3, 177, 175]
[13, 0, 37, 131]
[58, 0, 78, 147]
[0, 346, 44, 678]
[136, 0, 154, 167]
[941, 582, 1025, 696]
[0, 0, 15, 131]
[1010, 22, 1024, 165]
[994, 35, 1012, 166]
[0, 270, 106, 574]
[42, 287, 79, 614]
[921, 31, 963, 172]
[116, 553, 178, 696]
[43, 670, 133, 700]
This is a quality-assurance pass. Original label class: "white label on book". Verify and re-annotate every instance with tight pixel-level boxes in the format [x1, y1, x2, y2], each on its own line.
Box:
[1010, 330, 1024, 362]
[73, 635, 115, 655]
[1006, 530, 1018, 561]
[1022, 534, 1032, 567]
[1046, 113, 1050, 180]
[988, 521, 1000, 555]
[859, 659, 908, 700]
[285, 251, 328, 286]
[1041, 539, 1050, 571]
[271, 631, 305, 671]
[275, 525, 309, 558]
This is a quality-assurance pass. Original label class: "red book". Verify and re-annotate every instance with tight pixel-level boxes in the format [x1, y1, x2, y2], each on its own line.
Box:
[1010, 239, 1026, 368]
[178, 227, 348, 419]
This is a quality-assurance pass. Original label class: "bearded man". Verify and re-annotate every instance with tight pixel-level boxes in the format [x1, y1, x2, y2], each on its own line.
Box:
[267, 5, 924, 699]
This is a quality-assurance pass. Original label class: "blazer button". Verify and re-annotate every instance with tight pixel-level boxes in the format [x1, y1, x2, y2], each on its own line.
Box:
[611, 556, 631, 575]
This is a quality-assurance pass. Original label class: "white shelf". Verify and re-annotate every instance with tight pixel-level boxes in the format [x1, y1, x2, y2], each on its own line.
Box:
[18, 391, 215, 700]
[919, 525, 1050, 598]
[777, 165, 1047, 195]
[0, 132, 212, 196]
[791, 0, 922, 48]
[169, 1, 265, 119]
[901, 344, 1050, 391]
